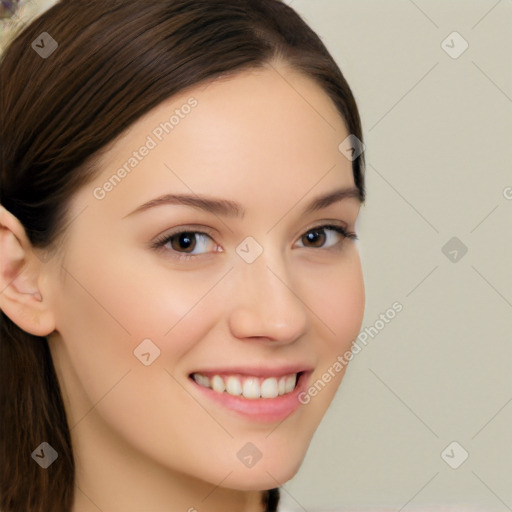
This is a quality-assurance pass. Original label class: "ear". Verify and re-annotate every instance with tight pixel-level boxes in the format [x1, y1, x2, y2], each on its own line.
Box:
[0, 204, 56, 336]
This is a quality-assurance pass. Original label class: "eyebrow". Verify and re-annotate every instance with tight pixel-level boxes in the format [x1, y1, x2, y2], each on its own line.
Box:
[124, 186, 361, 219]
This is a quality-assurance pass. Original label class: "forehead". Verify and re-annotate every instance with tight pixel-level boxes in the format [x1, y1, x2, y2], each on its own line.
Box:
[76, 65, 356, 219]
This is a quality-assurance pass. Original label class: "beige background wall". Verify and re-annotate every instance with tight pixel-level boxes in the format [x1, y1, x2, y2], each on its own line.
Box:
[2, 1, 511, 511]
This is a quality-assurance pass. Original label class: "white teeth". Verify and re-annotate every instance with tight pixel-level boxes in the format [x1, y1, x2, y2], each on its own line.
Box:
[192, 372, 299, 399]
[225, 376, 242, 396]
[284, 374, 297, 394]
[193, 373, 210, 388]
[278, 377, 286, 396]
[261, 377, 279, 398]
[211, 375, 225, 393]
[242, 378, 261, 399]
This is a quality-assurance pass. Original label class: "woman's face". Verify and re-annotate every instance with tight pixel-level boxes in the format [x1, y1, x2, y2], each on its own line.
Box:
[44, 64, 365, 495]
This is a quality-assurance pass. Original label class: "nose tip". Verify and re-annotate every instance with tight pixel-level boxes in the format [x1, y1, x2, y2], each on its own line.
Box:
[227, 261, 309, 344]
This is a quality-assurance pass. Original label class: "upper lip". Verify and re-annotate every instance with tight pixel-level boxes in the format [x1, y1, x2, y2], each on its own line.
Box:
[189, 364, 313, 378]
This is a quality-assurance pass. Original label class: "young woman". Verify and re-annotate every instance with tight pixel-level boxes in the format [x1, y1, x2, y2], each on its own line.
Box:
[0, 1, 366, 510]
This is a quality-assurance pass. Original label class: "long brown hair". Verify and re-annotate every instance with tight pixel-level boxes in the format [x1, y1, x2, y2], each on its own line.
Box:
[0, 1, 365, 510]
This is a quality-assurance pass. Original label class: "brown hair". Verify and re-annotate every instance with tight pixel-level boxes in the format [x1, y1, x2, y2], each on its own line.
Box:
[0, 1, 365, 510]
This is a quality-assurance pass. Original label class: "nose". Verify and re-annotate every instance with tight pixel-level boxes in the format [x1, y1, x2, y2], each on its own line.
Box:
[227, 247, 309, 344]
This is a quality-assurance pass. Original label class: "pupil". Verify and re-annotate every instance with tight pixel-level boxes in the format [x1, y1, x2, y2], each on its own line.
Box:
[306, 230, 324, 247]
[176, 233, 195, 252]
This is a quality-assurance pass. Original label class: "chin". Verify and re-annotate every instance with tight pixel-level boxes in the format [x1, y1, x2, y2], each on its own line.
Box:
[224, 466, 302, 491]
[218, 446, 308, 491]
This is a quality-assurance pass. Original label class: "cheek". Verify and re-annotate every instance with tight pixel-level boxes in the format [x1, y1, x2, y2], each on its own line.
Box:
[52, 250, 221, 426]
[293, 250, 365, 422]
[52, 257, 240, 481]
[60, 247, 221, 348]
[305, 249, 365, 352]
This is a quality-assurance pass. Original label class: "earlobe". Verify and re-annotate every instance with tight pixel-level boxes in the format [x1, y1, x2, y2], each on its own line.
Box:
[0, 204, 56, 337]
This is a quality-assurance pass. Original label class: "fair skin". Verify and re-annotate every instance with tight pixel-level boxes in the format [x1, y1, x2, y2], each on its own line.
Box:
[0, 63, 364, 512]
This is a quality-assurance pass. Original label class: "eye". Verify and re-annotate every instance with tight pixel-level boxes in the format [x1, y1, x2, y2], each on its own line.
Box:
[296, 224, 357, 250]
[151, 229, 219, 262]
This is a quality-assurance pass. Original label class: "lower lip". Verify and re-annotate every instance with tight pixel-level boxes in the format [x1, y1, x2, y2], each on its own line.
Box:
[189, 372, 311, 423]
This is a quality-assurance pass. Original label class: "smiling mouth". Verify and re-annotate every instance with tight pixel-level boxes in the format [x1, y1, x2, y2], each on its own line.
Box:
[190, 372, 302, 399]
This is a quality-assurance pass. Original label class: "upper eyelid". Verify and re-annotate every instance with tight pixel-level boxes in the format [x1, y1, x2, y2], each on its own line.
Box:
[156, 221, 349, 238]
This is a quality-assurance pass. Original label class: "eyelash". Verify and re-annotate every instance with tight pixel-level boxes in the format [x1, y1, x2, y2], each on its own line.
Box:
[151, 224, 358, 262]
